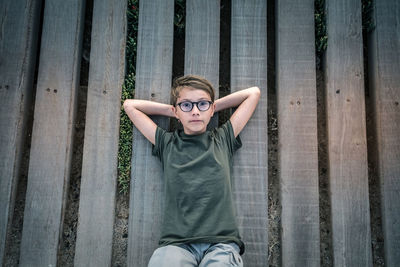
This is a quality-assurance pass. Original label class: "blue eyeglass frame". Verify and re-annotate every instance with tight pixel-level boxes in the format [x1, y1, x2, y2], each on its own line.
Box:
[176, 100, 213, 112]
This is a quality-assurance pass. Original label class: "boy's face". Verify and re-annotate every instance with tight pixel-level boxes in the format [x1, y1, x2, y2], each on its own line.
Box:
[172, 87, 215, 135]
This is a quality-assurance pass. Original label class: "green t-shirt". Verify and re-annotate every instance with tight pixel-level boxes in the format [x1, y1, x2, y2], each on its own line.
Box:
[152, 120, 244, 254]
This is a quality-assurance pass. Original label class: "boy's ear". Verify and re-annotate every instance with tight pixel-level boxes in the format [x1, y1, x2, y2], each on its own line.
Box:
[211, 102, 216, 117]
[172, 106, 179, 119]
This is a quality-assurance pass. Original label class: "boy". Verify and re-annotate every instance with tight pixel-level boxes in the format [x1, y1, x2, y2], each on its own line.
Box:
[123, 75, 260, 266]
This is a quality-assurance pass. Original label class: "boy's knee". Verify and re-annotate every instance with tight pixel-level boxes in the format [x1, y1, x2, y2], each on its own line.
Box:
[199, 243, 243, 267]
[148, 245, 196, 267]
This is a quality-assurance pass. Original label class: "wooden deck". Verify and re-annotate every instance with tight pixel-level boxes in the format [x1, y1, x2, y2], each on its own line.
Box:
[0, 0, 399, 266]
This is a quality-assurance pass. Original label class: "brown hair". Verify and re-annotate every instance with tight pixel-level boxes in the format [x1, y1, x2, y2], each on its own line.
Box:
[170, 75, 215, 106]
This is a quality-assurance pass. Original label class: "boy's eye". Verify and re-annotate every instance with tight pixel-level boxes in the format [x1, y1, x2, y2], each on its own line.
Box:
[198, 101, 209, 109]
[181, 102, 192, 110]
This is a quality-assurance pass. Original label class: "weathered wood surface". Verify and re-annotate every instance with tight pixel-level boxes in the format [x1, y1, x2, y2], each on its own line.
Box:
[127, 0, 174, 266]
[276, 0, 320, 266]
[18, 0, 85, 266]
[325, 0, 372, 266]
[185, 0, 220, 128]
[369, 0, 400, 265]
[73, 0, 126, 266]
[185, 0, 220, 91]
[231, 1, 268, 265]
[0, 0, 41, 264]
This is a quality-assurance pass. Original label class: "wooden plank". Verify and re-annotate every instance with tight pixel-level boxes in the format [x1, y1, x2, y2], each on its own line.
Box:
[368, 0, 400, 265]
[0, 0, 42, 264]
[185, 0, 220, 128]
[325, 0, 372, 266]
[127, 0, 174, 266]
[18, 0, 85, 266]
[185, 0, 220, 90]
[73, 0, 126, 266]
[276, 1, 320, 265]
[231, 1, 268, 265]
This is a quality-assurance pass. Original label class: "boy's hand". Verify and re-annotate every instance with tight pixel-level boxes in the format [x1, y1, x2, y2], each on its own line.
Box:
[215, 87, 261, 137]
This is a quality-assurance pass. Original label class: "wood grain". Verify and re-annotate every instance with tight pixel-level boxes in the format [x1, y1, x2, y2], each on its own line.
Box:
[231, 0, 268, 265]
[73, 0, 126, 266]
[127, 0, 174, 266]
[18, 0, 85, 265]
[325, 0, 372, 265]
[369, 0, 400, 265]
[0, 0, 41, 264]
[276, 0, 320, 266]
[185, 0, 220, 90]
[185, 0, 220, 128]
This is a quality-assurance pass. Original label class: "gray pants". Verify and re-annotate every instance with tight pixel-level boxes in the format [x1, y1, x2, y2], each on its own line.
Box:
[148, 243, 243, 267]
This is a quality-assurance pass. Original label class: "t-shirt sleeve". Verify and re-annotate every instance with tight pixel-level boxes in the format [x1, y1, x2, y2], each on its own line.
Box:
[152, 126, 167, 160]
[219, 120, 242, 156]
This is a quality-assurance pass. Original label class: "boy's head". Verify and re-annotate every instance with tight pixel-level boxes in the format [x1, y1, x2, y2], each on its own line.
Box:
[171, 75, 216, 135]
[171, 75, 215, 106]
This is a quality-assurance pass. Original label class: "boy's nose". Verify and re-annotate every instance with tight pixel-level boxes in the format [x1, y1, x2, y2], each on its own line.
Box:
[191, 104, 200, 114]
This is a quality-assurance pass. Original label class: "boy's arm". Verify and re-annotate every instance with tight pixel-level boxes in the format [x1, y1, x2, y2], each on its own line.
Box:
[214, 86, 261, 137]
[123, 99, 175, 145]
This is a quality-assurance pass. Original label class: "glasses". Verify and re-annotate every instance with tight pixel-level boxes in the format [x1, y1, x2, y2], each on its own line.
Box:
[176, 100, 213, 112]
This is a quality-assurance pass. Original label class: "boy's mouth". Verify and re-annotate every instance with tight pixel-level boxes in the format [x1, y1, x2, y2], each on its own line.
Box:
[189, 120, 202, 123]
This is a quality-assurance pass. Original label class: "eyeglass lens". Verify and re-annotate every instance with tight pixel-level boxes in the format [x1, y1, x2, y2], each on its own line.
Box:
[178, 101, 211, 112]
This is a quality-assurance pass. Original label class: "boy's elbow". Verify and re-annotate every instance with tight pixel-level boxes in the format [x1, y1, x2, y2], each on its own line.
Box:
[252, 86, 261, 98]
[123, 99, 135, 112]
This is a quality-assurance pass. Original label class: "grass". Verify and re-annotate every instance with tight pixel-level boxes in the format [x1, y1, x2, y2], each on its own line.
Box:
[117, 0, 138, 194]
[315, 0, 327, 67]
